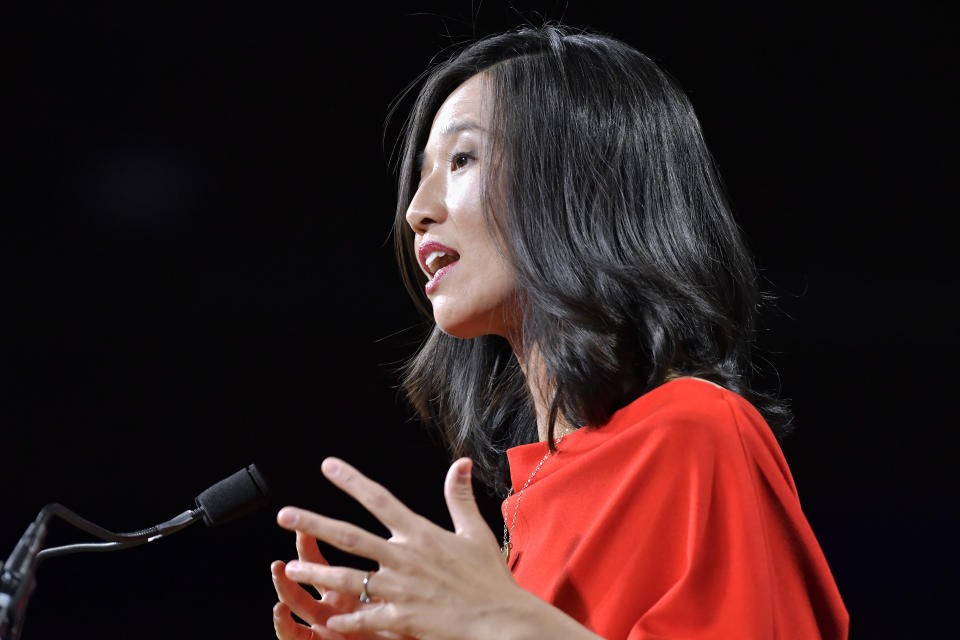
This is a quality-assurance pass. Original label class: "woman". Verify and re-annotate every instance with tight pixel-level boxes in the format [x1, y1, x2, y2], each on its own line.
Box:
[270, 25, 849, 639]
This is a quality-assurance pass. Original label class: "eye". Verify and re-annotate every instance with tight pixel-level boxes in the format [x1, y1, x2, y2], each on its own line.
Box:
[448, 151, 473, 171]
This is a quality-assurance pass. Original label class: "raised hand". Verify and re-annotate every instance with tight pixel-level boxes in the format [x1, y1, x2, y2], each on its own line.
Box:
[270, 457, 552, 640]
[272, 530, 405, 640]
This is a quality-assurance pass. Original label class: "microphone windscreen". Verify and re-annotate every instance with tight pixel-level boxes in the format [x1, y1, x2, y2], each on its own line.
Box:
[194, 464, 270, 527]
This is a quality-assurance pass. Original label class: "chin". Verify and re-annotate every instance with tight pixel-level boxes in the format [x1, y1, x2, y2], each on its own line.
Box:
[432, 308, 512, 340]
[430, 289, 521, 340]
[434, 317, 492, 340]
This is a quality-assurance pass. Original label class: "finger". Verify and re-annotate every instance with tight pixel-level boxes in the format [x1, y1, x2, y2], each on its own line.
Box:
[321, 587, 356, 612]
[320, 457, 418, 534]
[271, 561, 334, 627]
[309, 626, 349, 640]
[273, 602, 317, 640]
[296, 530, 328, 565]
[327, 604, 404, 637]
[290, 535, 355, 609]
[278, 507, 398, 565]
[443, 458, 491, 538]
[295, 532, 327, 597]
[285, 561, 395, 602]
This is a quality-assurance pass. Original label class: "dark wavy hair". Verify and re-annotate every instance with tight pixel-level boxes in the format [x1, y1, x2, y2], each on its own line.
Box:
[391, 25, 791, 493]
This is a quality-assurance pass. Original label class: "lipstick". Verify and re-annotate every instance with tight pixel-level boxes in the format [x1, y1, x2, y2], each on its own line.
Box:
[417, 240, 461, 295]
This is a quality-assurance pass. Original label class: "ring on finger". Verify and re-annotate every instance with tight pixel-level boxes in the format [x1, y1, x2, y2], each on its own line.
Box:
[359, 570, 375, 603]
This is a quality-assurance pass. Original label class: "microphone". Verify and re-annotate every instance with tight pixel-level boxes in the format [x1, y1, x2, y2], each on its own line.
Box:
[195, 464, 270, 526]
[0, 464, 270, 640]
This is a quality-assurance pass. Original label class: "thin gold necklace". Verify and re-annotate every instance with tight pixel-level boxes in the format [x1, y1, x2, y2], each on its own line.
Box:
[501, 434, 567, 564]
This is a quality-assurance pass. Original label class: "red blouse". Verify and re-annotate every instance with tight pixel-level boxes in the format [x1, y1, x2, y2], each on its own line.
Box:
[503, 378, 848, 639]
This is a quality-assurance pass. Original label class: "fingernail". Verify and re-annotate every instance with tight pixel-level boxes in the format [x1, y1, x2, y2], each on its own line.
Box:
[322, 458, 341, 476]
[277, 508, 298, 526]
[459, 459, 473, 478]
[286, 560, 302, 575]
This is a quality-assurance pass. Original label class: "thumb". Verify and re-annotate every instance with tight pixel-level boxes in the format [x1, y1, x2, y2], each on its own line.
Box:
[444, 458, 487, 537]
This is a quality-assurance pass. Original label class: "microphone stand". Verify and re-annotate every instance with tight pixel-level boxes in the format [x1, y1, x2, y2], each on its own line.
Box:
[0, 515, 46, 640]
[0, 464, 268, 640]
[0, 504, 204, 640]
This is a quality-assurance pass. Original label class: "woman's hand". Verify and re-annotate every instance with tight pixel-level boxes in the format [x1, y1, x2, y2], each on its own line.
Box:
[272, 530, 403, 639]
[270, 457, 555, 640]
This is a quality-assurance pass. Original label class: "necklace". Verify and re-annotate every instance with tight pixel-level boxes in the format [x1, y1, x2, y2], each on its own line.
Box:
[501, 435, 566, 564]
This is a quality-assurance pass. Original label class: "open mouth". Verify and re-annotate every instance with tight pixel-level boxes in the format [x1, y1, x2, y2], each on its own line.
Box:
[418, 241, 461, 293]
[425, 251, 460, 294]
[425, 250, 459, 277]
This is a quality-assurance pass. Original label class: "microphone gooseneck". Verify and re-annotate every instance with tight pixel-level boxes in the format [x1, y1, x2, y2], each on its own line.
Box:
[0, 464, 270, 640]
[35, 506, 205, 561]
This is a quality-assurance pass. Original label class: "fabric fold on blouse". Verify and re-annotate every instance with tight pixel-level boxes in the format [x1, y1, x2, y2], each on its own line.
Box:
[503, 377, 848, 639]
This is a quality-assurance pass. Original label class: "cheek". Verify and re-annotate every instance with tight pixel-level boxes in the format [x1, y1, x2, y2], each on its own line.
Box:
[480, 266, 515, 297]
[430, 263, 518, 339]
[444, 173, 483, 215]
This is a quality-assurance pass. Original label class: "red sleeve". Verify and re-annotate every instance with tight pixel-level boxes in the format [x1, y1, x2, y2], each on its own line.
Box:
[508, 381, 848, 639]
[612, 392, 848, 639]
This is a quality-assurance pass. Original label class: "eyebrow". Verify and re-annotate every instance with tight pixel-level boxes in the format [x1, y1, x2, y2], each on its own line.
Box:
[439, 119, 484, 137]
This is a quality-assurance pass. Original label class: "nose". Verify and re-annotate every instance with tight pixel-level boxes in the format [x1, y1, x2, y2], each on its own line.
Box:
[405, 172, 447, 235]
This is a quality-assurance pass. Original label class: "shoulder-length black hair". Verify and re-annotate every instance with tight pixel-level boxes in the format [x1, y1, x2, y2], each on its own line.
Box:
[392, 25, 791, 493]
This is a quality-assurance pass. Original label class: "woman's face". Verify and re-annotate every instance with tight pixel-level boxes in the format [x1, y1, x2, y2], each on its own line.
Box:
[406, 73, 518, 340]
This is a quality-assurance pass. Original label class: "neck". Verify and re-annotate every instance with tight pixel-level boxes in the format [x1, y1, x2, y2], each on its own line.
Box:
[512, 342, 576, 442]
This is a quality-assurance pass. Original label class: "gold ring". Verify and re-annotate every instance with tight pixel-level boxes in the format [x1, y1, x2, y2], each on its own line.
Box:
[359, 570, 375, 603]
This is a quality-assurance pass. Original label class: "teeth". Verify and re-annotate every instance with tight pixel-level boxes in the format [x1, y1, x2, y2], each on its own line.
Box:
[426, 251, 448, 275]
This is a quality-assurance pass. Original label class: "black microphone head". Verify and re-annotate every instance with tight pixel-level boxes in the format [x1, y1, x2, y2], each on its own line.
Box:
[195, 464, 270, 527]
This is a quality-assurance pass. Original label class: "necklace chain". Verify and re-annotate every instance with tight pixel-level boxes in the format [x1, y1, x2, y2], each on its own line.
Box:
[501, 435, 566, 564]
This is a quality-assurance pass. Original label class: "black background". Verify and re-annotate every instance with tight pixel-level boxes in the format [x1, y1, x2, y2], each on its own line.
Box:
[2, 2, 956, 638]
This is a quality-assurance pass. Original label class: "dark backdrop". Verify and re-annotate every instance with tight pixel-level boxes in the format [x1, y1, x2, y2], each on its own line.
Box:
[2, 3, 955, 638]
